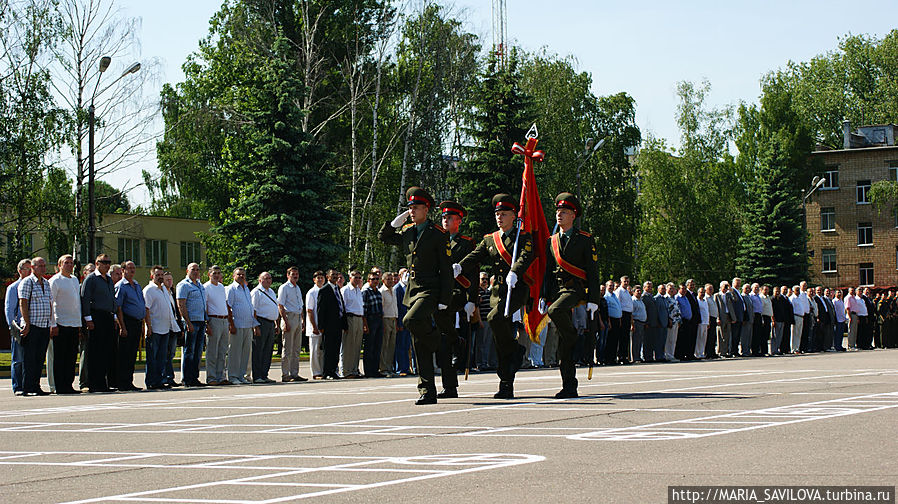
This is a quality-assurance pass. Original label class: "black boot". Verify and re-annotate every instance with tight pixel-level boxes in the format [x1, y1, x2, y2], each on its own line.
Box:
[437, 387, 458, 399]
[493, 381, 514, 399]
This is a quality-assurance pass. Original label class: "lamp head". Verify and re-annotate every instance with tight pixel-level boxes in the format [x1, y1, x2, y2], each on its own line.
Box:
[99, 56, 111, 73]
[122, 62, 141, 76]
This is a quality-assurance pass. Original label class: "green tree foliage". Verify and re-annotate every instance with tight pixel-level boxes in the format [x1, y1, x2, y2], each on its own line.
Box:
[449, 51, 534, 239]
[734, 75, 815, 285]
[635, 81, 742, 283]
[518, 51, 641, 279]
[775, 30, 898, 148]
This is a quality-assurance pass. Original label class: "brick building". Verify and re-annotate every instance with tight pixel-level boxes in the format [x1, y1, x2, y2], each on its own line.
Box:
[807, 121, 898, 288]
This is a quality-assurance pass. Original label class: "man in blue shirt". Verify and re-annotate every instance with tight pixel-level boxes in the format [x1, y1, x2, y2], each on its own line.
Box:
[226, 268, 258, 385]
[603, 280, 622, 365]
[177, 263, 208, 387]
[115, 261, 146, 391]
[675, 284, 692, 360]
[5, 259, 31, 395]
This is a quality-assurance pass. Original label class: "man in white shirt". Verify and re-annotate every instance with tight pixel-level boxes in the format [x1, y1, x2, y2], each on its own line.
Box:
[226, 268, 259, 384]
[789, 286, 804, 354]
[340, 271, 365, 379]
[278, 266, 306, 382]
[204, 266, 231, 385]
[49, 255, 81, 394]
[305, 271, 326, 379]
[379, 272, 399, 376]
[614, 276, 633, 364]
[143, 266, 180, 390]
[251, 271, 280, 383]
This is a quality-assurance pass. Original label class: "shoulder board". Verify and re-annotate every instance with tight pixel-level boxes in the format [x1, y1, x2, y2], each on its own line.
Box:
[483, 233, 492, 239]
[401, 223, 414, 231]
[578, 230, 592, 237]
[433, 224, 446, 233]
[459, 235, 474, 241]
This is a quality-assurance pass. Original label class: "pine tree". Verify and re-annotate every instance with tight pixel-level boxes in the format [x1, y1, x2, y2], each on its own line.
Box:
[735, 76, 813, 285]
[450, 50, 534, 238]
[211, 36, 343, 282]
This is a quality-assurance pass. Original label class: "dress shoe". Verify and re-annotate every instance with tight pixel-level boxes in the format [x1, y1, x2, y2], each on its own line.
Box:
[365, 373, 386, 379]
[56, 389, 81, 395]
[263, 378, 276, 383]
[169, 381, 183, 387]
[293, 375, 308, 382]
[554, 389, 579, 399]
[207, 380, 221, 386]
[312, 375, 324, 380]
[148, 384, 166, 390]
[219, 380, 233, 385]
[281, 376, 293, 383]
[436, 388, 458, 399]
[493, 385, 514, 399]
[14, 391, 24, 396]
[415, 395, 437, 405]
[253, 378, 267, 384]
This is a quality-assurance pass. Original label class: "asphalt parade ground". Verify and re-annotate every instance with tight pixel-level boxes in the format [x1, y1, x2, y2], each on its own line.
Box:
[1, 350, 896, 503]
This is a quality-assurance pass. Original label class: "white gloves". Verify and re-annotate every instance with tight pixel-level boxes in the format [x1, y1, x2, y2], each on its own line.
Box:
[506, 271, 518, 289]
[464, 302, 476, 319]
[586, 302, 599, 318]
[538, 298, 547, 315]
[452, 263, 462, 278]
[438, 303, 448, 310]
[391, 209, 411, 228]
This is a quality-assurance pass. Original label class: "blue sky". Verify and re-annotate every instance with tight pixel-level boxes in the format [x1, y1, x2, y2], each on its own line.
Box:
[117, 0, 898, 204]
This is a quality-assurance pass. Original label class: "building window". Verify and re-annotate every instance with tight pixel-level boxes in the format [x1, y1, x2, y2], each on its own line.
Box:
[822, 249, 837, 273]
[117, 238, 140, 265]
[822, 166, 839, 189]
[146, 239, 168, 266]
[820, 207, 835, 231]
[856, 180, 871, 204]
[859, 263, 874, 286]
[5, 233, 33, 257]
[180, 241, 202, 268]
[857, 222, 873, 247]
[889, 160, 898, 182]
[857, 222, 873, 246]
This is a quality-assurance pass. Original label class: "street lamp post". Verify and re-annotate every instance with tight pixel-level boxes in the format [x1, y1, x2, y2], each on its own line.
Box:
[86, 57, 140, 261]
[802, 175, 827, 268]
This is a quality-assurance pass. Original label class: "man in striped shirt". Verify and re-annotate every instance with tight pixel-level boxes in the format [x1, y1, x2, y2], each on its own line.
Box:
[18, 257, 54, 396]
[362, 272, 385, 378]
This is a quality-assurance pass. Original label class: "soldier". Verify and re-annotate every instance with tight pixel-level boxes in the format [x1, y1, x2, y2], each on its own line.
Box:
[538, 193, 600, 399]
[378, 187, 453, 405]
[435, 201, 478, 398]
[454, 194, 534, 399]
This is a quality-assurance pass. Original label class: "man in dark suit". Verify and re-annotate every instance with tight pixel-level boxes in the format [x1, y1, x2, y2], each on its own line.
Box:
[813, 286, 832, 352]
[379, 187, 453, 405]
[317, 269, 346, 380]
[739, 285, 754, 357]
[653, 284, 671, 362]
[861, 288, 876, 349]
[726, 278, 746, 357]
[683, 279, 700, 360]
[642, 281, 658, 362]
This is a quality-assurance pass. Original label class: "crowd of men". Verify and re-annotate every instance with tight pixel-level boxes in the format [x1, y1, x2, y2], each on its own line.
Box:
[4, 188, 896, 401]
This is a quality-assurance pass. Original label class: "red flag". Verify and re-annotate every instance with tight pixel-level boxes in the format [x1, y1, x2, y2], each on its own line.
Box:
[512, 133, 550, 343]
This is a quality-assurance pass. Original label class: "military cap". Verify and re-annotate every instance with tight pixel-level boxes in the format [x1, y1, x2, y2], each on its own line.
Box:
[555, 192, 581, 216]
[492, 193, 518, 213]
[439, 200, 466, 218]
[406, 186, 434, 208]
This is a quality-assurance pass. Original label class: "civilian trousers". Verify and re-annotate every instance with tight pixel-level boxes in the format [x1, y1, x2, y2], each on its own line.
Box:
[165, 331, 179, 385]
[252, 318, 276, 380]
[791, 315, 804, 353]
[717, 320, 730, 357]
[664, 322, 679, 360]
[309, 332, 324, 377]
[604, 317, 621, 364]
[228, 327, 253, 383]
[87, 310, 116, 391]
[322, 325, 343, 378]
[630, 320, 646, 362]
[705, 316, 718, 357]
[695, 323, 708, 358]
[181, 320, 206, 384]
[206, 318, 229, 382]
[834, 321, 846, 350]
[380, 317, 397, 373]
[53, 325, 80, 392]
[341, 315, 364, 377]
[618, 311, 632, 362]
[281, 312, 302, 379]
[117, 315, 143, 388]
[145, 332, 169, 388]
[474, 323, 496, 369]
[363, 315, 384, 377]
[9, 325, 24, 393]
[771, 321, 785, 355]
[729, 321, 741, 356]
[23, 326, 50, 393]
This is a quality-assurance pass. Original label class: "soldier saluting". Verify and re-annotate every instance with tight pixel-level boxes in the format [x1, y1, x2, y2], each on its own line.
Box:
[379, 187, 453, 405]
[434, 201, 478, 399]
[539, 193, 600, 399]
[454, 194, 534, 399]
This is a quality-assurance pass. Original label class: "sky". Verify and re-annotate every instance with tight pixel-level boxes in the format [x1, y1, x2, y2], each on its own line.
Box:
[115, 0, 898, 205]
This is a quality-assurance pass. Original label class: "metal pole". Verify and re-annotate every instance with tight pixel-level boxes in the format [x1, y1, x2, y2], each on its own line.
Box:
[503, 218, 522, 317]
[87, 103, 96, 261]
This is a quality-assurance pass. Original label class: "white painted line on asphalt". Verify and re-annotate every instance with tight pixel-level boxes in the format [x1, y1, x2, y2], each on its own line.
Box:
[0, 451, 543, 504]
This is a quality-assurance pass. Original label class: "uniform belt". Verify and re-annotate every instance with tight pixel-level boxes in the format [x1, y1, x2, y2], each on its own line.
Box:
[347, 313, 363, 317]
[256, 316, 276, 323]
[209, 314, 228, 319]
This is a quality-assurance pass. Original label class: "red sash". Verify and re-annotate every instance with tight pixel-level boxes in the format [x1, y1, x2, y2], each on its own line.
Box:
[491, 230, 533, 285]
[551, 234, 586, 280]
[456, 275, 471, 288]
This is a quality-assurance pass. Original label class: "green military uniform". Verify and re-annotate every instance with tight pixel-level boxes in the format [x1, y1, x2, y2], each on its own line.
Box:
[433, 201, 478, 396]
[541, 193, 600, 398]
[378, 187, 452, 403]
[457, 194, 534, 399]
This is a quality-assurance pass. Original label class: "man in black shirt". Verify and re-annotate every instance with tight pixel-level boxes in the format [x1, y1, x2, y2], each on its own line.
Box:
[80, 254, 117, 393]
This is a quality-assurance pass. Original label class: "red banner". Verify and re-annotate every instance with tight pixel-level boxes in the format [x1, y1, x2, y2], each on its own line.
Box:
[513, 135, 550, 343]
